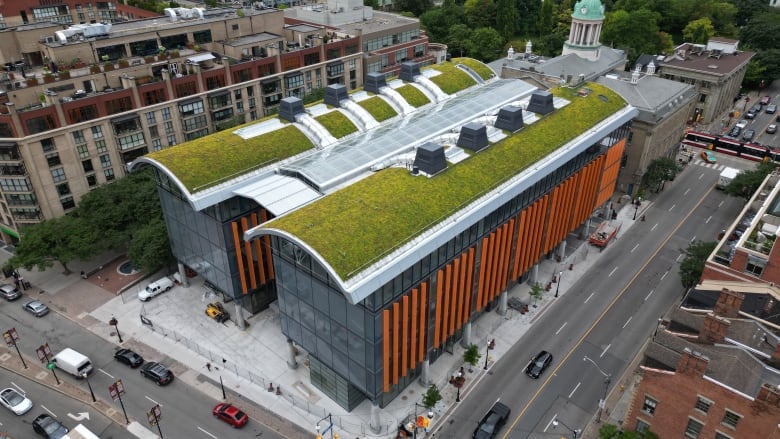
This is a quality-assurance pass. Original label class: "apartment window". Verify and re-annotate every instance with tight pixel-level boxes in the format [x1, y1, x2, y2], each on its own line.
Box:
[193, 30, 212, 44]
[0, 178, 32, 192]
[82, 159, 93, 173]
[77, 144, 89, 159]
[151, 139, 162, 151]
[99, 154, 111, 168]
[68, 105, 98, 123]
[104, 97, 133, 115]
[694, 396, 712, 414]
[182, 115, 207, 132]
[41, 138, 56, 153]
[395, 48, 408, 63]
[46, 154, 62, 167]
[91, 126, 103, 139]
[179, 100, 204, 117]
[684, 418, 703, 438]
[164, 121, 174, 135]
[95, 139, 107, 153]
[184, 128, 208, 141]
[72, 130, 86, 144]
[175, 82, 198, 98]
[721, 410, 740, 429]
[104, 168, 115, 181]
[117, 133, 145, 150]
[746, 255, 766, 276]
[161, 107, 171, 120]
[86, 174, 97, 187]
[145, 110, 158, 125]
[641, 396, 657, 415]
[715, 432, 732, 439]
[285, 73, 303, 89]
[56, 182, 71, 196]
[698, 94, 707, 103]
[167, 134, 176, 146]
[231, 24, 238, 30]
[635, 419, 650, 434]
[206, 76, 225, 90]
[61, 196, 75, 210]
[50, 168, 66, 183]
[149, 125, 159, 139]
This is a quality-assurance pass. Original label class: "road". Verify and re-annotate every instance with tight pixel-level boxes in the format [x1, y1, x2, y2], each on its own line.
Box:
[0, 297, 283, 439]
[434, 155, 748, 438]
[737, 83, 779, 147]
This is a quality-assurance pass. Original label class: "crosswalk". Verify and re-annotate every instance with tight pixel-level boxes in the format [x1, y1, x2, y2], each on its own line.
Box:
[693, 160, 727, 171]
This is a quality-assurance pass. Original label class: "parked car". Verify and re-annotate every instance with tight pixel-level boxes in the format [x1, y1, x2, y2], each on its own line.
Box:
[768, 124, 778, 134]
[0, 284, 21, 301]
[22, 299, 49, 317]
[213, 403, 249, 428]
[140, 362, 174, 385]
[473, 401, 511, 439]
[760, 95, 771, 105]
[0, 387, 32, 415]
[525, 350, 553, 379]
[742, 129, 756, 141]
[701, 150, 717, 163]
[746, 109, 758, 119]
[727, 126, 742, 138]
[32, 413, 69, 439]
[137, 276, 174, 302]
[114, 348, 144, 368]
[767, 104, 777, 114]
[736, 119, 749, 129]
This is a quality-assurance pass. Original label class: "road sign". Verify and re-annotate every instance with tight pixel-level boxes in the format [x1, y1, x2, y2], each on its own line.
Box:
[47, 362, 55, 370]
[147, 404, 161, 426]
[109, 380, 125, 401]
[2, 328, 18, 347]
[115, 379, 125, 395]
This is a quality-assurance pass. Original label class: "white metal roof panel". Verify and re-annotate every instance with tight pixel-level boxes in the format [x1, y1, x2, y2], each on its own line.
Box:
[232, 174, 321, 216]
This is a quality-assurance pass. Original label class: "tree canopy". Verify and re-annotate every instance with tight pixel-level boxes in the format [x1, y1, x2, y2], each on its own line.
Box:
[724, 161, 776, 199]
[679, 240, 717, 290]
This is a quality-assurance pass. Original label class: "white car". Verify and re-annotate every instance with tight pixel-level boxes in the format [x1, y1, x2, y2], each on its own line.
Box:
[735, 119, 749, 129]
[0, 387, 32, 415]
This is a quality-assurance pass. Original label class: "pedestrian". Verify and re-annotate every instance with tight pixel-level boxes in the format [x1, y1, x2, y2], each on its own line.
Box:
[206, 362, 212, 371]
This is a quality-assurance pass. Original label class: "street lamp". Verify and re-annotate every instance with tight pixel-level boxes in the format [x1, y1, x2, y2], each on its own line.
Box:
[633, 199, 640, 221]
[584, 356, 612, 423]
[484, 338, 495, 370]
[552, 418, 581, 438]
[108, 317, 123, 343]
[555, 271, 563, 298]
[82, 372, 96, 402]
[315, 413, 339, 439]
[413, 402, 429, 439]
[452, 370, 465, 402]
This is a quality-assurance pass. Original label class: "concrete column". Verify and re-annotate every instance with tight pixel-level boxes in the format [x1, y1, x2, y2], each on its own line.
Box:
[558, 240, 566, 261]
[223, 57, 232, 86]
[5, 103, 22, 136]
[498, 290, 507, 316]
[420, 358, 430, 386]
[286, 338, 299, 369]
[369, 400, 381, 433]
[177, 262, 189, 287]
[161, 69, 175, 101]
[530, 263, 539, 285]
[461, 322, 472, 348]
[46, 92, 67, 127]
[233, 301, 246, 330]
[119, 74, 142, 109]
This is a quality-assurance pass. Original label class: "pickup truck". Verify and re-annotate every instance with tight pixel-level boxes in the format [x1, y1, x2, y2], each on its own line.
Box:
[473, 401, 511, 439]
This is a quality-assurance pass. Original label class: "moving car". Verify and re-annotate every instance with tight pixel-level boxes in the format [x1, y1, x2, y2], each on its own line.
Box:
[525, 350, 553, 379]
[736, 119, 748, 129]
[727, 126, 741, 138]
[140, 362, 174, 385]
[768, 124, 778, 134]
[767, 104, 777, 114]
[700, 150, 717, 163]
[0, 387, 32, 415]
[473, 401, 511, 439]
[742, 129, 755, 142]
[32, 413, 69, 438]
[23, 299, 49, 317]
[213, 403, 249, 428]
[760, 95, 771, 105]
[114, 348, 144, 368]
[0, 284, 21, 301]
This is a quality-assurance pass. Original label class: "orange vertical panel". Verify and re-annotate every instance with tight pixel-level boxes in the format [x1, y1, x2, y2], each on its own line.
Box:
[241, 217, 257, 290]
[519, 209, 532, 276]
[250, 213, 267, 285]
[383, 310, 390, 392]
[260, 209, 275, 281]
[527, 200, 542, 265]
[476, 238, 489, 311]
[536, 194, 550, 259]
[554, 182, 567, 242]
[560, 179, 574, 238]
[459, 254, 469, 326]
[442, 265, 451, 339]
[451, 259, 461, 335]
[392, 302, 400, 385]
[418, 283, 427, 362]
[402, 296, 409, 377]
[410, 288, 418, 367]
[520, 205, 533, 275]
[481, 234, 493, 307]
[544, 187, 560, 253]
[499, 220, 515, 291]
[490, 227, 503, 300]
[434, 270, 444, 348]
[231, 222, 248, 294]
[465, 248, 475, 315]
[512, 210, 527, 279]
[487, 233, 499, 305]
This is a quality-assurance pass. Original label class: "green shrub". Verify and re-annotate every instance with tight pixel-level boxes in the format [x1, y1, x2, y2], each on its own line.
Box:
[452, 57, 495, 81]
[396, 84, 430, 108]
[315, 111, 358, 139]
[428, 62, 477, 94]
[358, 97, 397, 122]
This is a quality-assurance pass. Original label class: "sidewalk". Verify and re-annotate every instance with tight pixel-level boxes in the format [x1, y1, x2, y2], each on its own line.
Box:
[0, 189, 660, 438]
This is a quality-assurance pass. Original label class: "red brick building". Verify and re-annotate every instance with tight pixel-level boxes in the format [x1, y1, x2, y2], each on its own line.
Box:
[625, 290, 780, 438]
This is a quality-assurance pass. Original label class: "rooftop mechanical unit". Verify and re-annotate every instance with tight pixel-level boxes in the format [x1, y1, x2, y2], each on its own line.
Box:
[324, 84, 348, 107]
[494, 106, 524, 132]
[457, 122, 489, 152]
[526, 90, 554, 115]
[399, 62, 421, 82]
[364, 72, 387, 94]
[279, 97, 304, 123]
[413, 142, 447, 176]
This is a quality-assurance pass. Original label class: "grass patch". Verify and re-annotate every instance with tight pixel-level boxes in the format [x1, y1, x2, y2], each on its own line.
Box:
[452, 57, 495, 81]
[265, 83, 626, 279]
[358, 97, 398, 122]
[396, 84, 430, 108]
[428, 62, 477, 94]
[315, 111, 358, 138]
[147, 124, 313, 192]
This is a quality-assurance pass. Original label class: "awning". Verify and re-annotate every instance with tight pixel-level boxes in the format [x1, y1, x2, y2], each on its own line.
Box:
[0, 225, 19, 239]
[110, 113, 140, 124]
[186, 53, 216, 64]
[232, 174, 321, 217]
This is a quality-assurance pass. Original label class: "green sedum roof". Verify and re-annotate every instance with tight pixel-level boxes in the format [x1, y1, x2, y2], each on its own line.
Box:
[265, 83, 627, 280]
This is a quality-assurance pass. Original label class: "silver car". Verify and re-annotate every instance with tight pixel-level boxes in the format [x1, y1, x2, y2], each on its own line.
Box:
[23, 299, 49, 317]
[0, 387, 32, 415]
[0, 284, 21, 301]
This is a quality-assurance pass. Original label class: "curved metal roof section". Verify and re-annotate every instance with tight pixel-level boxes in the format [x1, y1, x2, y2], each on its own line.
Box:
[129, 157, 194, 199]
[246, 104, 638, 305]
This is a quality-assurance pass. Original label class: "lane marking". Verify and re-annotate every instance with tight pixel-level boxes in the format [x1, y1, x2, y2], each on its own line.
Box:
[584, 292, 595, 303]
[543, 414, 557, 432]
[198, 427, 218, 438]
[41, 404, 56, 416]
[699, 172, 705, 180]
[690, 236, 697, 242]
[503, 185, 716, 438]
[676, 254, 683, 262]
[705, 215, 712, 224]
[555, 322, 567, 335]
[630, 244, 639, 253]
[684, 188, 690, 196]
[608, 267, 618, 277]
[645, 290, 654, 302]
[669, 204, 676, 212]
[623, 317, 632, 329]
[568, 382, 581, 399]
[11, 382, 25, 394]
[145, 396, 162, 407]
[660, 270, 669, 281]
[718, 200, 724, 208]
[99, 368, 115, 379]
[651, 223, 658, 231]
[600, 344, 611, 358]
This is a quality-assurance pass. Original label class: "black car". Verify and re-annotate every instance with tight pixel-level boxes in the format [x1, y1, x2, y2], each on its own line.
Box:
[727, 126, 741, 138]
[140, 362, 174, 386]
[114, 348, 144, 368]
[32, 413, 69, 439]
[742, 129, 755, 142]
[473, 401, 511, 439]
[525, 350, 553, 379]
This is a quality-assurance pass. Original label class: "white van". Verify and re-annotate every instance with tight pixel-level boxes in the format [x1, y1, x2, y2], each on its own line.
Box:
[52, 348, 93, 377]
[138, 276, 174, 301]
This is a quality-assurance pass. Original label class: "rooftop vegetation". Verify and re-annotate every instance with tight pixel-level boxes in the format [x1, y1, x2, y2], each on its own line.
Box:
[358, 97, 398, 122]
[315, 111, 358, 138]
[452, 57, 495, 81]
[147, 124, 313, 192]
[395, 84, 430, 107]
[427, 62, 476, 94]
[266, 83, 626, 279]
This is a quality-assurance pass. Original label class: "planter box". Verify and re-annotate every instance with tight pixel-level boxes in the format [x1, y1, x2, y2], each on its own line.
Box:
[26, 78, 38, 86]
[43, 75, 55, 84]
[90, 65, 102, 74]
[103, 63, 114, 72]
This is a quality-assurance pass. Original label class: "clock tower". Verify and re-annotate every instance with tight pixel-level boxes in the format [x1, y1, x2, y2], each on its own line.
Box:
[562, 0, 606, 61]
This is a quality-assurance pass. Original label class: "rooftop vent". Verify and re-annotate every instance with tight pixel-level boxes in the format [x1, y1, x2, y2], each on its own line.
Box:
[494, 106, 524, 132]
[324, 84, 348, 107]
[399, 62, 421, 82]
[364, 72, 387, 94]
[526, 90, 554, 115]
[413, 142, 446, 176]
[279, 97, 304, 123]
[457, 122, 488, 152]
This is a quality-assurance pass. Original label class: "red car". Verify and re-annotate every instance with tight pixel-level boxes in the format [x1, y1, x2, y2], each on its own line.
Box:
[213, 403, 249, 428]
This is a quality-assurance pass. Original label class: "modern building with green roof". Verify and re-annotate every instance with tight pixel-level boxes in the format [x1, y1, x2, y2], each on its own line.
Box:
[132, 59, 637, 412]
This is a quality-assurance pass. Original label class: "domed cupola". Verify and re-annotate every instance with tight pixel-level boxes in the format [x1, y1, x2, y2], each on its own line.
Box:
[562, 0, 606, 61]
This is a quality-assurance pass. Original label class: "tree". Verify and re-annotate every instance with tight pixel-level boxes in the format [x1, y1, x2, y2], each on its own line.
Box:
[743, 58, 768, 89]
[446, 24, 473, 58]
[740, 12, 780, 51]
[754, 49, 780, 85]
[724, 161, 775, 199]
[537, 0, 554, 37]
[422, 384, 442, 409]
[465, 27, 505, 62]
[601, 9, 665, 66]
[679, 240, 717, 290]
[463, 343, 481, 371]
[463, 0, 497, 30]
[128, 216, 174, 274]
[599, 423, 659, 438]
[643, 158, 678, 193]
[529, 282, 544, 307]
[10, 214, 97, 274]
[683, 17, 715, 44]
[394, 0, 432, 16]
[495, 0, 518, 40]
